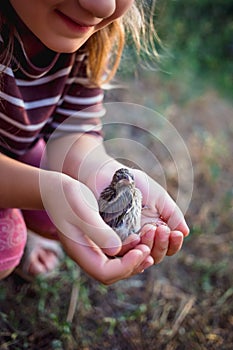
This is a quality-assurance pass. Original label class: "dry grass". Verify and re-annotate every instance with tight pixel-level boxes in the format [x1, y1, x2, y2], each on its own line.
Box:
[0, 72, 232, 349]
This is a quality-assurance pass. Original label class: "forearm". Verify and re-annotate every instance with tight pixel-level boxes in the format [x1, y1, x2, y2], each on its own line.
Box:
[0, 153, 54, 209]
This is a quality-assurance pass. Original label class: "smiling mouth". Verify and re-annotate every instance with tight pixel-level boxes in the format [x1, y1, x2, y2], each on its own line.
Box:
[55, 10, 95, 33]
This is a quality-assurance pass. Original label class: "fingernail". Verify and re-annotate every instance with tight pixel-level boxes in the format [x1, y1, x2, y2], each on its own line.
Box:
[157, 227, 170, 240]
[157, 223, 170, 232]
[141, 223, 157, 235]
[107, 235, 122, 248]
[144, 256, 154, 270]
[129, 235, 141, 247]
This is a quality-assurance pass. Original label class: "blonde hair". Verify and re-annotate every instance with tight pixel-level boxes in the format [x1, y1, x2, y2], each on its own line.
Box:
[0, 1, 159, 86]
[87, 1, 159, 85]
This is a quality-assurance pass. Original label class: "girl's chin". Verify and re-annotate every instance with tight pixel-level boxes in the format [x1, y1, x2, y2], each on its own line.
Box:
[41, 37, 90, 53]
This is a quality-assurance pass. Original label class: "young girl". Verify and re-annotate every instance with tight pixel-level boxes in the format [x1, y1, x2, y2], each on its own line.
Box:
[0, 0, 189, 284]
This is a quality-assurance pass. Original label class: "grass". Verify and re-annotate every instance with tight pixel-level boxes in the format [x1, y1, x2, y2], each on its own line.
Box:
[1, 62, 233, 349]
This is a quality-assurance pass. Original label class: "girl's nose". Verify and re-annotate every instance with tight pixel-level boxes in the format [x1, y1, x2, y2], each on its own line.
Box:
[79, 0, 116, 18]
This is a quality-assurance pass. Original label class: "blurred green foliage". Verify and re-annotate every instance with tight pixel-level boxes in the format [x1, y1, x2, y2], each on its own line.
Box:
[120, 0, 233, 100]
[155, 0, 233, 97]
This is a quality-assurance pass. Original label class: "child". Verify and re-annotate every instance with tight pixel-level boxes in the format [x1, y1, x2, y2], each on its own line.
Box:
[0, 0, 189, 284]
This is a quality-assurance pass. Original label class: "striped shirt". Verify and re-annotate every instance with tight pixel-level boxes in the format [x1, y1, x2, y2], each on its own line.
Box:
[0, 23, 104, 159]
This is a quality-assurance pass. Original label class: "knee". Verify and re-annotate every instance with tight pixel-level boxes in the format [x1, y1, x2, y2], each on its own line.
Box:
[0, 208, 27, 276]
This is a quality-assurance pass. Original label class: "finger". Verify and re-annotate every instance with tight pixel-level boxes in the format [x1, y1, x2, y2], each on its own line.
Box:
[135, 172, 189, 237]
[60, 180, 123, 255]
[107, 244, 152, 282]
[138, 175, 189, 236]
[151, 225, 170, 264]
[156, 192, 189, 237]
[61, 233, 151, 284]
[63, 214, 122, 256]
[134, 255, 154, 274]
[118, 234, 141, 256]
[81, 212, 123, 255]
[167, 210, 189, 237]
[166, 231, 184, 256]
[140, 224, 156, 250]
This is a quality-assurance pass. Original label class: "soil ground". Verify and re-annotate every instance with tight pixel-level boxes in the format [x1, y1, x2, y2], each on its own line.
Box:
[0, 71, 232, 350]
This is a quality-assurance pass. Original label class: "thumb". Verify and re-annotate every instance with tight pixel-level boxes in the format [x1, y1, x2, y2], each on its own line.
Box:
[42, 174, 122, 255]
[80, 212, 122, 256]
[58, 210, 122, 256]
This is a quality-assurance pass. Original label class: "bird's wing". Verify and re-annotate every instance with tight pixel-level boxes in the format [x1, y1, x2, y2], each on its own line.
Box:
[99, 189, 133, 225]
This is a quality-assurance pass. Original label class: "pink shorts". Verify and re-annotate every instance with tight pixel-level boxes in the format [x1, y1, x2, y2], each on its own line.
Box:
[0, 140, 58, 272]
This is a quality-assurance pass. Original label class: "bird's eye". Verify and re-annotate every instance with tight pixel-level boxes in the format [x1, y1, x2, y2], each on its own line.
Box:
[112, 173, 120, 184]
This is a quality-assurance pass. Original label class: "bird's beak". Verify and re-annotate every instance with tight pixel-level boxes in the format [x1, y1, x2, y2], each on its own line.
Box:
[118, 176, 134, 186]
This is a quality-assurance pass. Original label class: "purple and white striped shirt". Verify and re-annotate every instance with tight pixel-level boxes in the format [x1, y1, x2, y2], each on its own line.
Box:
[0, 26, 104, 159]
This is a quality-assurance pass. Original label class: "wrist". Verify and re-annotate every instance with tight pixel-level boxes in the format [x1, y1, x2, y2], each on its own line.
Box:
[39, 170, 71, 209]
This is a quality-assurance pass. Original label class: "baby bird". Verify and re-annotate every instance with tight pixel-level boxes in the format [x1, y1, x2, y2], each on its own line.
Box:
[98, 168, 142, 241]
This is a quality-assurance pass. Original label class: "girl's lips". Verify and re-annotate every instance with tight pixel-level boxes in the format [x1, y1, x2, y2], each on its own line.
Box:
[55, 10, 95, 33]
